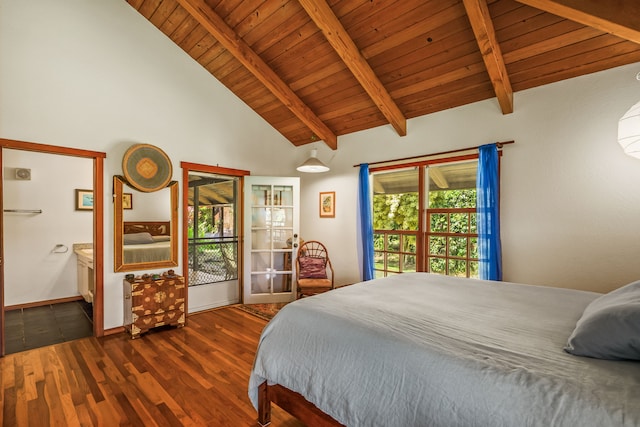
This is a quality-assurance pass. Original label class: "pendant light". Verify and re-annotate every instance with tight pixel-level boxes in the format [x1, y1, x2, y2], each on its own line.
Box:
[618, 99, 640, 159]
[618, 72, 640, 159]
[297, 149, 330, 173]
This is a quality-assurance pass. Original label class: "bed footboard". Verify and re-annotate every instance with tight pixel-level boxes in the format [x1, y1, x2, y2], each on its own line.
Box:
[257, 381, 345, 427]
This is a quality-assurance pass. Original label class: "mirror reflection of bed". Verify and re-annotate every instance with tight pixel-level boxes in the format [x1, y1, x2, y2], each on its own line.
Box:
[123, 221, 171, 263]
[113, 174, 178, 272]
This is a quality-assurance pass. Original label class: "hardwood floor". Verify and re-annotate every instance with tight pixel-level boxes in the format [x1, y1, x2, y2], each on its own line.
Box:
[0, 307, 304, 426]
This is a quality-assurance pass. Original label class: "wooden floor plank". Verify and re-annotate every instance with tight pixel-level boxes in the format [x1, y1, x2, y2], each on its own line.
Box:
[2, 386, 17, 426]
[1, 307, 304, 426]
[27, 380, 50, 426]
[42, 371, 67, 424]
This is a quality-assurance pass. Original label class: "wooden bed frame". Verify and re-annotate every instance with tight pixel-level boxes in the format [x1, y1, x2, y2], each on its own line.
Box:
[257, 382, 344, 427]
[124, 221, 170, 236]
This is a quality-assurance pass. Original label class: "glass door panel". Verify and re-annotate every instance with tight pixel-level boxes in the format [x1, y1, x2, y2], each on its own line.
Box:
[243, 176, 299, 304]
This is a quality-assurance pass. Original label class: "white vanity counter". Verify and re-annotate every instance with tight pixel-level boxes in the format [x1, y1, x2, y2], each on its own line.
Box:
[73, 243, 94, 303]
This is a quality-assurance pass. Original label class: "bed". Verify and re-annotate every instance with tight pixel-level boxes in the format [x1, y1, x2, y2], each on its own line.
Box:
[123, 221, 171, 264]
[249, 273, 640, 427]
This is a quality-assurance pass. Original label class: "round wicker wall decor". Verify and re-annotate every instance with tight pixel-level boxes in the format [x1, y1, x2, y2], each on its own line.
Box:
[122, 144, 172, 192]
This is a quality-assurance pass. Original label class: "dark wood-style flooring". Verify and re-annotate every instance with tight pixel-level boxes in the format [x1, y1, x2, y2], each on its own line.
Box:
[1, 306, 304, 426]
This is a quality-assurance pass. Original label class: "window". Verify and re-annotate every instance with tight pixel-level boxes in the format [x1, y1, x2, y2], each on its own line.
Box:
[372, 168, 419, 278]
[426, 208, 478, 277]
[426, 162, 479, 278]
[371, 160, 480, 279]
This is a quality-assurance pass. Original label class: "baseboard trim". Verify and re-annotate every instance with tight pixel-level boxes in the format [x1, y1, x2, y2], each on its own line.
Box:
[103, 326, 125, 336]
[188, 298, 239, 314]
[5, 295, 84, 311]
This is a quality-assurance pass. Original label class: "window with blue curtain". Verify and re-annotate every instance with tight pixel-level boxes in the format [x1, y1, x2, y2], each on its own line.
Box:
[477, 144, 502, 281]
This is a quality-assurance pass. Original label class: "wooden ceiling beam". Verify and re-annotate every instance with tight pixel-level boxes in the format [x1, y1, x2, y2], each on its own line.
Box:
[176, 0, 338, 149]
[298, 0, 407, 137]
[462, 0, 514, 114]
[515, 0, 640, 44]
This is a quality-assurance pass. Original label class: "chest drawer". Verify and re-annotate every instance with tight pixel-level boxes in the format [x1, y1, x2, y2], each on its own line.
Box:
[124, 273, 185, 338]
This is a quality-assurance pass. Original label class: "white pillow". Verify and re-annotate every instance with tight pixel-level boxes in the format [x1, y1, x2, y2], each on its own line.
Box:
[123, 232, 155, 245]
[565, 280, 640, 360]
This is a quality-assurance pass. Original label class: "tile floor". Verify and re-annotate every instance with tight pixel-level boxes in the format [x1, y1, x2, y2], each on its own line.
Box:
[4, 300, 93, 354]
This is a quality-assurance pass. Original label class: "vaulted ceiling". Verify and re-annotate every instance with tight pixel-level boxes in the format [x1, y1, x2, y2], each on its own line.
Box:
[127, 0, 640, 150]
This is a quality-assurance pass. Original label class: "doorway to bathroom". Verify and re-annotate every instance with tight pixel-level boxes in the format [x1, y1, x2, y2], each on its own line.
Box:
[0, 138, 105, 356]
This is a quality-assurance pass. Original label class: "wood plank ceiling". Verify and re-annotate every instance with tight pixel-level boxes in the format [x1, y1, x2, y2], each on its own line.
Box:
[126, 0, 640, 149]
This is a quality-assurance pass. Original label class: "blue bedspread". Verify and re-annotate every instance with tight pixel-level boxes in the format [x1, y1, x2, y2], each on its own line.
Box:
[249, 273, 640, 426]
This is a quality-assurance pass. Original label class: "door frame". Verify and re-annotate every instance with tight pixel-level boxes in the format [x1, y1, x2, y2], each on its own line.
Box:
[180, 162, 249, 314]
[0, 138, 106, 356]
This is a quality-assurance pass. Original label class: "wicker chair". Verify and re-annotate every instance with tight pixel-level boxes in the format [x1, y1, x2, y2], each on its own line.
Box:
[296, 240, 334, 299]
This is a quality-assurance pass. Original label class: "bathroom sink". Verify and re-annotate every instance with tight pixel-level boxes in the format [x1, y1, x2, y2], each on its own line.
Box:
[75, 247, 94, 261]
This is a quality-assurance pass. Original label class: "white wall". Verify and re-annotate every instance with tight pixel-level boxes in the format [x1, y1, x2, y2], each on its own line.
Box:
[299, 63, 640, 294]
[2, 0, 640, 330]
[123, 187, 171, 222]
[3, 150, 92, 305]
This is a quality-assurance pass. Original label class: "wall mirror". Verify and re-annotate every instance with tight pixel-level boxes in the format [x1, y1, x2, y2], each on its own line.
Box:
[114, 175, 178, 272]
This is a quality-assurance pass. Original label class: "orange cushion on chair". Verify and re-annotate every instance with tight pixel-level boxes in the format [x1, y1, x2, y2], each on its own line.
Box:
[298, 278, 332, 288]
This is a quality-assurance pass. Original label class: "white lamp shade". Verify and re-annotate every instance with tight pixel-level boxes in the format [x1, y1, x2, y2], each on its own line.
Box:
[618, 100, 640, 159]
[297, 149, 329, 173]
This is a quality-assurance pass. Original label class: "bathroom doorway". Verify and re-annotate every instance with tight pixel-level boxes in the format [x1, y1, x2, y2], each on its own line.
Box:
[0, 139, 105, 356]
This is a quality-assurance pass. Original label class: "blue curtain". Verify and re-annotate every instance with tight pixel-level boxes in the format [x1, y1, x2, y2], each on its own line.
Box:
[477, 144, 502, 281]
[358, 164, 375, 281]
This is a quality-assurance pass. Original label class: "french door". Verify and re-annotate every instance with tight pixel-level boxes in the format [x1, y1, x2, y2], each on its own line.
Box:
[243, 176, 299, 304]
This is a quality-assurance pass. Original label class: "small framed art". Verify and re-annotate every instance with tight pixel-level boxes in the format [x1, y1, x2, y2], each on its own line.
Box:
[123, 193, 133, 210]
[75, 189, 93, 211]
[319, 191, 335, 218]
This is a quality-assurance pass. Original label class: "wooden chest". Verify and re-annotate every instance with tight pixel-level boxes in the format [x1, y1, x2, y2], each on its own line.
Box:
[123, 274, 185, 339]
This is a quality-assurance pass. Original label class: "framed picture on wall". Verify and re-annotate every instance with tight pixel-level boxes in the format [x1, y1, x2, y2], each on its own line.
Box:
[319, 191, 335, 218]
[75, 189, 93, 211]
[123, 193, 133, 210]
